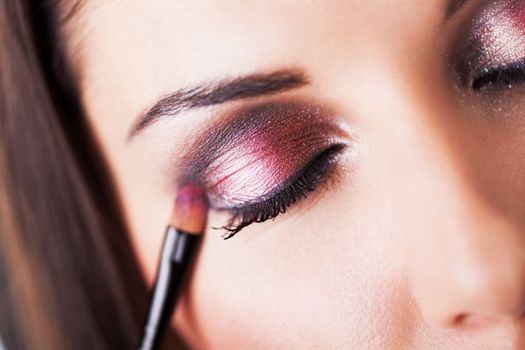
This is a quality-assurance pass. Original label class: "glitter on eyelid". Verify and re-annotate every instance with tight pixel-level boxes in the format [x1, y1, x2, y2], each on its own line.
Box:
[179, 99, 348, 209]
[205, 142, 288, 205]
[473, 0, 525, 65]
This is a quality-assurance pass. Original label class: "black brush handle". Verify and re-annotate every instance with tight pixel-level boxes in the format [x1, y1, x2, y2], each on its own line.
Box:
[138, 226, 199, 350]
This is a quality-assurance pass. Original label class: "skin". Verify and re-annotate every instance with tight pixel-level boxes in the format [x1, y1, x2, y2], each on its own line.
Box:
[66, 0, 525, 348]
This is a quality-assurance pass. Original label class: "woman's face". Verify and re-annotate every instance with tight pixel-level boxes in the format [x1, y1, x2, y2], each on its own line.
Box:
[69, 0, 525, 348]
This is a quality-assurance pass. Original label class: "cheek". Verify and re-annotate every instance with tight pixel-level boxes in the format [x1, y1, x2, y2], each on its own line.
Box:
[174, 184, 416, 349]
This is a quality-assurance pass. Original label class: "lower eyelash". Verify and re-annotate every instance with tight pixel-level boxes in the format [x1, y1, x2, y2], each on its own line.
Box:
[219, 143, 346, 239]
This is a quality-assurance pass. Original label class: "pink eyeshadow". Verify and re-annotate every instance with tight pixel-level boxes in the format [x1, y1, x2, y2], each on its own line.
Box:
[181, 99, 347, 208]
[475, 0, 525, 65]
[206, 144, 292, 205]
[509, 1, 525, 31]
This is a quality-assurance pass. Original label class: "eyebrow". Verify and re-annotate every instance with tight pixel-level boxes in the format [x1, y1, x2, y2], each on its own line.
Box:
[129, 69, 308, 138]
[445, 0, 471, 19]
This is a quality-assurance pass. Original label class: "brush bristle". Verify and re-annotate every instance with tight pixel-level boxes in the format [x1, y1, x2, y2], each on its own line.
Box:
[170, 183, 208, 234]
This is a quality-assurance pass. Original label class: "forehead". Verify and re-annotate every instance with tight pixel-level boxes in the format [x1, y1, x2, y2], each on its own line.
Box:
[72, 0, 382, 84]
[68, 0, 449, 141]
[69, 0, 450, 79]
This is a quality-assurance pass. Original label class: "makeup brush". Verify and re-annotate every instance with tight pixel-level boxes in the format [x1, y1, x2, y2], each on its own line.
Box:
[138, 183, 208, 350]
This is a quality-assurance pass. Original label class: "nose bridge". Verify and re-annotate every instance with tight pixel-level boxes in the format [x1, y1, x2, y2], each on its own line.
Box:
[332, 35, 525, 325]
[378, 88, 525, 327]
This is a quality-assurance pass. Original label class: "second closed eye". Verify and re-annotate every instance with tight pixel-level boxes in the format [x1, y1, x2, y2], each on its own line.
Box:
[453, 0, 525, 90]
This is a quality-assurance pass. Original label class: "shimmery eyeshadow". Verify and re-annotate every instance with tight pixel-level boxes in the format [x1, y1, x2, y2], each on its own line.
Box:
[179, 99, 347, 208]
[456, 0, 525, 85]
[473, 0, 525, 65]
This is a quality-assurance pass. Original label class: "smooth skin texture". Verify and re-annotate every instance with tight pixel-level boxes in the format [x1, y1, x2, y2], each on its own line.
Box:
[66, 0, 525, 348]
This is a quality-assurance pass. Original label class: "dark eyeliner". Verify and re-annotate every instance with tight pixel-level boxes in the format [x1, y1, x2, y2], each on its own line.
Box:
[220, 143, 346, 239]
[471, 57, 525, 91]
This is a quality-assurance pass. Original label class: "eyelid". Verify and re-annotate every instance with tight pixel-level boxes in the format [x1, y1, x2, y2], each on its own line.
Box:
[219, 141, 348, 210]
[178, 98, 349, 209]
[452, 0, 525, 88]
[220, 142, 348, 238]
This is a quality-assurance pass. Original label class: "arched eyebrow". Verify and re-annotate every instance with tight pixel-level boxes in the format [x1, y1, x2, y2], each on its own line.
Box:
[128, 69, 308, 139]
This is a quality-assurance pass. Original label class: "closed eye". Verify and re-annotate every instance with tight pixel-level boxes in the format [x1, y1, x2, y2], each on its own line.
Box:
[220, 143, 347, 239]
[471, 58, 525, 91]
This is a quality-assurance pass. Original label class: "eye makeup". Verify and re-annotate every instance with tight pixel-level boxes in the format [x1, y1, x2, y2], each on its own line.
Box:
[178, 98, 349, 236]
[454, 0, 525, 90]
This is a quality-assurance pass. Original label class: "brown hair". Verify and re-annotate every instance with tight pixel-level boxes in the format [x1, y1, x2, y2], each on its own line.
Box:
[0, 1, 150, 348]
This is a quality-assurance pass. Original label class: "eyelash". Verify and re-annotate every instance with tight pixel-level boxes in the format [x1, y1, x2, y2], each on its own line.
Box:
[220, 143, 346, 239]
[472, 58, 525, 91]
